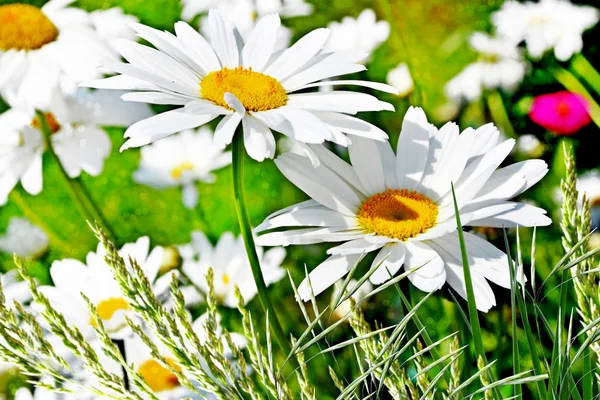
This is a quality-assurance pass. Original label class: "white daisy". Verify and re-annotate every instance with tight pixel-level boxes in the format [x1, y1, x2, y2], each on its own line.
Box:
[387, 63, 414, 98]
[133, 127, 232, 209]
[124, 333, 192, 399]
[0, 88, 153, 205]
[0, 217, 49, 258]
[256, 107, 551, 312]
[179, 231, 286, 307]
[0, 0, 123, 106]
[324, 9, 390, 61]
[492, 0, 599, 62]
[330, 279, 372, 321]
[516, 134, 544, 158]
[445, 33, 526, 103]
[38, 237, 168, 339]
[84, 10, 397, 161]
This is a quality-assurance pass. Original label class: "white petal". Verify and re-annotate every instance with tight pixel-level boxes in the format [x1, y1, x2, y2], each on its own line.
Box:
[242, 116, 275, 161]
[265, 28, 330, 81]
[308, 144, 367, 193]
[298, 80, 399, 94]
[256, 205, 358, 232]
[349, 136, 387, 195]
[182, 184, 198, 208]
[174, 21, 222, 72]
[403, 241, 445, 292]
[370, 242, 406, 284]
[396, 107, 431, 191]
[282, 50, 367, 91]
[467, 203, 552, 228]
[242, 14, 281, 71]
[297, 254, 362, 300]
[256, 227, 364, 246]
[208, 9, 240, 68]
[311, 111, 388, 141]
[214, 113, 242, 148]
[184, 99, 232, 115]
[275, 152, 363, 215]
[20, 155, 43, 195]
[327, 237, 387, 256]
[121, 110, 217, 150]
[287, 91, 394, 114]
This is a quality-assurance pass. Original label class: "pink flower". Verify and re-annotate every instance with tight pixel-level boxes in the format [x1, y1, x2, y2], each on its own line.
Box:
[529, 91, 591, 135]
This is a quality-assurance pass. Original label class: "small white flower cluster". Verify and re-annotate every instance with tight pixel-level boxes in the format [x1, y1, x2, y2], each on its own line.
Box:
[445, 0, 599, 103]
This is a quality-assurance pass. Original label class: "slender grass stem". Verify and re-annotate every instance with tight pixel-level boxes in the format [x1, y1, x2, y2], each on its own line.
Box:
[35, 111, 116, 243]
[570, 54, 600, 97]
[553, 68, 600, 129]
[486, 90, 517, 139]
[113, 338, 129, 391]
[230, 131, 292, 360]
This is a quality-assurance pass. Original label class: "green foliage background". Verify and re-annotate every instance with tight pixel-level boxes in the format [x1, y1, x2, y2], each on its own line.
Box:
[1, 0, 600, 398]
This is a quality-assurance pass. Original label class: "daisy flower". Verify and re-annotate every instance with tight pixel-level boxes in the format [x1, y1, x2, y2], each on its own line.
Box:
[38, 237, 168, 339]
[256, 107, 551, 312]
[133, 127, 232, 209]
[0, 0, 127, 105]
[387, 63, 414, 98]
[0, 217, 49, 258]
[492, 0, 599, 61]
[324, 9, 390, 61]
[84, 10, 397, 160]
[179, 231, 286, 307]
[0, 88, 153, 205]
[445, 33, 526, 102]
[124, 333, 191, 399]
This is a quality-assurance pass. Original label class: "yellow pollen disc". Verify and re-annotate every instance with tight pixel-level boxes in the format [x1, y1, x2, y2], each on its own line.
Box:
[222, 274, 230, 285]
[357, 189, 438, 241]
[31, 112, 61, 134]
[200, 67, 287, 112]
[171, 161, 194, 180]
[138, 358, 181, 392]
[91, 298, 130, 326]
[0, 4, 59, 51]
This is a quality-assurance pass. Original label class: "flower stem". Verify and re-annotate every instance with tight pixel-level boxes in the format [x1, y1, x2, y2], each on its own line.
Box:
[570, 54, 600, 97]
[231, 131, 292, 358]
[35, 111, 117, 243]
[113, 338, 130, 390]
[485, 90, 516, 139]
[553, 67, 600, 129]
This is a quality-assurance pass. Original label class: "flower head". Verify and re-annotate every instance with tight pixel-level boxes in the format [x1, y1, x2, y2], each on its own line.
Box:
[445, 33, 526, 102]
[38, 237, 168, 338]
[324, 9, 390, 60]
[257, 107, 551, 312]
[84, 10, 397, 161]
[0, 0, 132, 106]
[492, 0, 599, 61]
[387, 63, 414, 97]
[529, 91, 591, 135]
[0, 218, 49, 258]
[179, 231, 286, 307]
[133, 127, 231, 208]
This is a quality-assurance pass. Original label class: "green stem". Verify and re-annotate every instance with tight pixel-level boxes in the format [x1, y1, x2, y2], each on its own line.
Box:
[486, 90, 517, 139]
[552, 68, 600, 129]
[570, 54, 600, 97]
[35, 111, 116, 242]
[231, 131, 292, 358]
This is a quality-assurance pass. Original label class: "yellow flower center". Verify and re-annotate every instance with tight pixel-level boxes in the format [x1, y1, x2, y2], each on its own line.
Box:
[200, 67, 288, 112]
[222, 273, 230, 285]
[138, 358, 181, 392]
[31, 112, 61, 134]
[171, 161, 194, 180]
[357, 189, 438, 241]
[0, 4, 59, 51]
[93, 298, 130, 324]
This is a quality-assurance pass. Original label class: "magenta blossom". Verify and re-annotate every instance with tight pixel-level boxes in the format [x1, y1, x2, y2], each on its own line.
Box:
[529, 91, 591, 135]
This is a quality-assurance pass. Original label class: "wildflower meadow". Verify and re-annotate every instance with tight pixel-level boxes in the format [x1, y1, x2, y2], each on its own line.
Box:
[0, 0, 600, 399]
